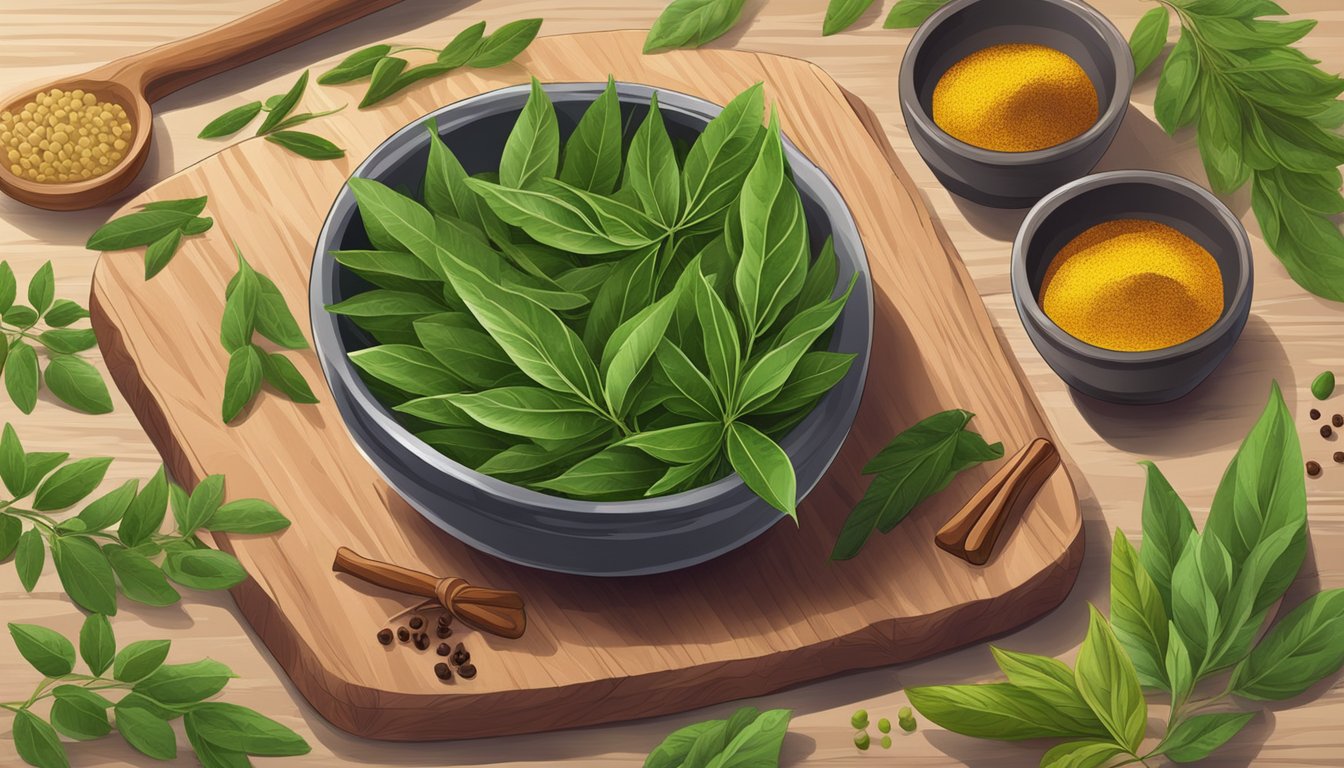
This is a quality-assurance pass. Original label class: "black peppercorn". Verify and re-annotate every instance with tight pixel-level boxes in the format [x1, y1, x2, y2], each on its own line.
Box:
[436, 625, 453, 639]
[1310, 408, 1321, 420]
[397, 627, 409, 642]
[458, 663, 476, 679]
[435, 662, 452, 681]
[377, 629, 393, 646]
[414, 633, 430, 651]
[1334, 414, 1343, 428]
[1334, 451, 1344, 463]
[1307, 461, 1322, 477]
[437, 643, 450, 656]
[409, 616, 424, 630]
[1322, 425, 1334, 439]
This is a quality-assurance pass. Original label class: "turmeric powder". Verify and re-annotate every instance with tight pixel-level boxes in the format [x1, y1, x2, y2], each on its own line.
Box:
[932, 43, 1098, 153]
[1039, 219, 1224, 352]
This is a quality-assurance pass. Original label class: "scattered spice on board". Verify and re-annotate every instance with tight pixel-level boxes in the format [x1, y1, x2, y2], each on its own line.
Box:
[1311, 408, 1322, 420]
[1307, 461, 1322, 478]
[1039, 219, 1223, 352]
[1335, 452, 1344, 464]
[1323, 425, 1334, 439]
[2, 87, 132, 182]
[932, 43, 1098, 152]
[1312, 371, 1336, 400]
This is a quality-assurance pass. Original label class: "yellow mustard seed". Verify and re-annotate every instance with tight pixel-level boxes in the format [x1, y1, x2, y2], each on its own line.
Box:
[0, 87, 133, 183]
[1039, 219, 1224, 352]
[932, 43, 1099, 153]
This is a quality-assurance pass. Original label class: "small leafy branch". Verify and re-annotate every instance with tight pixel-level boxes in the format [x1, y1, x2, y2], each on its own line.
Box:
[85, 196, 215, 280]
[0, 261, 110, 415]
[642, 706, 792, 766]
[907, 383, 1344, 767]
[0, 422, 290, 614]
[3, 614, 309, 768]
[219, 246, 317, 424]
[642, 0, 944, 49]
[199, 70, 345, 160]
[319, 18, 542, 108]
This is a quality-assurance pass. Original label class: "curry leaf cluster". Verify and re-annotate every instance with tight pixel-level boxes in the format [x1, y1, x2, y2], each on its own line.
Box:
[642, 706, 792, 767]
[907, 384, 1344, 767]
[0, 262, 110, 415]
[330, 78, 856, 517]
[85, 196, 214, 280]
[2, 614, 309, 768]
[0, 423, 290, 614]
[199, 71, 345, 160]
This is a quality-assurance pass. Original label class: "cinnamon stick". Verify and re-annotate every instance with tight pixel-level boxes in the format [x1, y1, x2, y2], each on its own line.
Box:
[936, 438, 1059, 565]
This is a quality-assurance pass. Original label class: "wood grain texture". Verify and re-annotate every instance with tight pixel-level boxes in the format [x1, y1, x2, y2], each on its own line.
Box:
[1, 1, 1341, 765]
[88, 29, 1082, 741]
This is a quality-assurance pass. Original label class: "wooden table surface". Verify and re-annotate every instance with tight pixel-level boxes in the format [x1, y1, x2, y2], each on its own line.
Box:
[1, 1, 1340, 766]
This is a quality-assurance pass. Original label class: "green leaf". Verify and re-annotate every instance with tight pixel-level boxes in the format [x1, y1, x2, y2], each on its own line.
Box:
[736, 276, 853, 414]
[1157, 712, 1253, 763]
[27, 261, 54, 315]
[644, 717, 726, 768]
[5, 305, 38, 328]
[106, 546, 181, 606]
[349, 344, 464, 396]
[13, 709, 69, 768]
[332, 249, 439, 283]
[501, 78, 559, 189]
[884, 0, 948, 28]
[654, 342, 721, 420]
[162, 548, 247, 590]
[141, 197, 208, 216]
[1039, 740, 1127, 768]
[5, 340, 39, 414]
[326, 289, 446, 319]
[78, 613, 115, 676]
[73, 480, 135, 534]
[258, 352, 318, 405]
[908, 682, 1105, 741]
[207, 498, 289, 534]
[357, 55, 408, 107]
[467, 18, 542, 68]
[752, 351, 853, 415]
[34, 456, 112, 511]
[584, 245, 659, 355]
[626, 93, 681, 227]
[9, 623, 76, 676]
[175, 474, 224, 536]
[831, 410, 1002, 560]
[534, 446, 665, 500]
[0, 423, 25, 495]
[1073, 605, 1146, 752]
[15, 528, 44, 591]
[185, 717, 250, 768]
[51, 686, 112, 709]
[118, 466, 168, 546]
[602, 286, 681, 416]
[618, 422, 722, 465]
[44, 355, 113, 414]
[114, 703, 178, 760]
[559, 77, 622, 194]
[437, 22, 486, 67]
[0, 514, 19, 560]
[220, 252, 259, 352]
[1154, 34, 1199, 134]
[142, 228, 183, 280]
[265, 130, 344, 159]
[989, 647, 1105, 733]
[1130, 6, 1171, 77]
[1204, 382, 1306, 617]
[1138, 461, 1195, 616]
[680, 83, 764, 231]
[734, 113, 807, 337]
[446, 387, 609, 440]
[694, 271, 741, 401]
[134, 658, 234, 704]
[1197, 81, 1249, 193]
[0, 262, 15, 311]
[38, 329, 97, 354]
[1110, 530, 1170, 689]
[43, 299, 90, 328]
[413, 314, 517, 390]
[199, 101, 263, 138]
[221, 345, 263, 423]
[824, 0, 877, 35]
[1231, 588, 1344, 700]
[644, 0, 747, 53]
[86, 209, 198, 251]
[1165, 621, 1193, 706]
[113, 639, 171, 682]
[468, 178, 658, 254]
[725, 421, 795, 518]
[52, 536, 118, 615]
[1209, 524, 1297, 669]
[50, 696, 111, 741]
[1171, 533, 1231, 674]
[256, 70, 308, 134]
[702, 708, 790, 768]
[319, 44, 391, 84]
[184, 702, 311, 757]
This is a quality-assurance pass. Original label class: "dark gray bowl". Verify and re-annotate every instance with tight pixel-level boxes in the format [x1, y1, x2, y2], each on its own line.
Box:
[311, 82, 874, 576]
[1011, 170, 1252, 404]
[899, 0, 1133, 208]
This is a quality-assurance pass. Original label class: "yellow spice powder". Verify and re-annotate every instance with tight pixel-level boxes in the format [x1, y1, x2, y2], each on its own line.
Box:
[1040, 219, 1224, 352]
[932, 43, 1099, 153]
[1, 87, 133, 183]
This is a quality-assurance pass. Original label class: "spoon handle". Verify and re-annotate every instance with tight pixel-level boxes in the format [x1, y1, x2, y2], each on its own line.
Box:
[91, 0, 407, 103]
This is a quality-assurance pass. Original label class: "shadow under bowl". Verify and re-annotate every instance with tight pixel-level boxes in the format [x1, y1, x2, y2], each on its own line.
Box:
[1011, 170, 1253, 404]
[310, 82, 874, 576]
[899, 0, 1134, 209]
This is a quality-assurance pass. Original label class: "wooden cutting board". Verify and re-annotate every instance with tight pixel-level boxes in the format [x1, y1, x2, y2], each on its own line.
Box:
[89, 30, 1083, 741]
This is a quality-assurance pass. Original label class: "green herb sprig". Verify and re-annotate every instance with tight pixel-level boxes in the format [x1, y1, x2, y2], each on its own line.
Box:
[1129, 1, 1344, 302]
[906, 383, 1344, 766]
[3, 614, 309, 768]
[330, 78, 856, 517]
[198, 71, 346, 161]
[219, 246, 316, 424]
[644, 0, 747, 52]
[642, 706, 792, 767]
[831, 409, 1003, 560]
[85, 196, 215, 280]
[0, 261, 110, 415]
[319, 19, 542, 109]
[0, 423, 290, 614]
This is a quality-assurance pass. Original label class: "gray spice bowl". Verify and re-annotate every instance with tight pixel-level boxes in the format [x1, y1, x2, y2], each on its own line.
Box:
[311, 82, 874, 577]
[899, 0, 1134, 209]
[1011, 170, 1253, 404]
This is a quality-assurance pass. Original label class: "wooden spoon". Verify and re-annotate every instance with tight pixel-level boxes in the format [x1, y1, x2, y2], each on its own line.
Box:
[0, 0, 405, 211]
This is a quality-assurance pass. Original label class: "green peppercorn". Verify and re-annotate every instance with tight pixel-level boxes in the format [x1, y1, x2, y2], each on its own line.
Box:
[854, 731, 870, 750]
[897, 705, 912, 720]
[850, 709, 868, 730]
[899, 715, 917, 733]
[1313, 371, 1336, 401]
[880, 735, 892, 749]
[877, 717, 891, 733]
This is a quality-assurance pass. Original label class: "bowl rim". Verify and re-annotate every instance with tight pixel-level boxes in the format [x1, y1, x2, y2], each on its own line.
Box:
[1010, 169, 1253, 364]
[311, 80, 874, 517]
[898, 0, 1135, 166]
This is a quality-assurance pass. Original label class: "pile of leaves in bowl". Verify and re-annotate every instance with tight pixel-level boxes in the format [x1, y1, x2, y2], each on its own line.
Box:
[327, 77, 856, 517]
